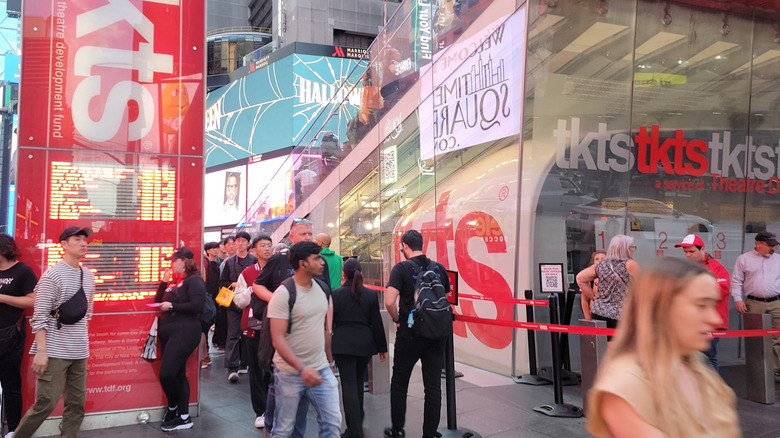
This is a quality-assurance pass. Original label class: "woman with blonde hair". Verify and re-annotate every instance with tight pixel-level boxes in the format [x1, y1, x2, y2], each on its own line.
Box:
[586, 257, 740, 438]
[577, 235, 639, 332]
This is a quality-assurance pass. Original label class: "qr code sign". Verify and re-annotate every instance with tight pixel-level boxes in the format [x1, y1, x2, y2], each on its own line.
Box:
[545, 275, 559, 289]
[381, 146, 398, 184]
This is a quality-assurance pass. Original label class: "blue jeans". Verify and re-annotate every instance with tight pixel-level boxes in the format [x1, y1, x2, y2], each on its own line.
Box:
[704, 337, 720, 372]
[264, 375, 308, 437]
[271, 367, 341, 438]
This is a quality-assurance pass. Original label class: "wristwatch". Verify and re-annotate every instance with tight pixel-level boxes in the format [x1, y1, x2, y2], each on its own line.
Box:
[169, 303, 173, 312]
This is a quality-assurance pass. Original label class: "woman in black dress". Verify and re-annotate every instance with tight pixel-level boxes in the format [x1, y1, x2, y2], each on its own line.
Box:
[331, 259, 388, 438]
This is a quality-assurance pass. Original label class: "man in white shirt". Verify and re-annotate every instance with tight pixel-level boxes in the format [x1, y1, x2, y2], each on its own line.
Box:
[267, 241, 340, 438]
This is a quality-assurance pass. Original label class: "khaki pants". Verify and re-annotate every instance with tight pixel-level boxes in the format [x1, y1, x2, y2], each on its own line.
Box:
[14, 357, 88, 438]
[745, 298, 780, 370]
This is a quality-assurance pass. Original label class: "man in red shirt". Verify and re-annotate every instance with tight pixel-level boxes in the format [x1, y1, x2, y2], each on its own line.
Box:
[675, 234, 730, 371]
[236, 235, 274, 429]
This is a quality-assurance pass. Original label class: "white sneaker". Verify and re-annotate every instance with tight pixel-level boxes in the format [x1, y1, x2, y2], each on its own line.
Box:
[228, 372, 239, 383]
[237, 367, 249, 374]
[254, 414, 265, 428]
[6, 432, 15, 438]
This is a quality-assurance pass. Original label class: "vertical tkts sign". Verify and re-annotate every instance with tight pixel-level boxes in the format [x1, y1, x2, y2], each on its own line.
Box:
[17, 0, 204, 425]
[20, 0, 204, 156]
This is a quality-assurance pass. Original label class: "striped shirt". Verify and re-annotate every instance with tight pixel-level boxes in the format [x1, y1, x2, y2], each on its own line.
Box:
[29, 261, 95, 360]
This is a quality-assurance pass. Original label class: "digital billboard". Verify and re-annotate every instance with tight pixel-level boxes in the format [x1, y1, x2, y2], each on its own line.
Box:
[205, 52, 365, 167]
[204, 164, 247, 227]
[246, 155, 295, 223]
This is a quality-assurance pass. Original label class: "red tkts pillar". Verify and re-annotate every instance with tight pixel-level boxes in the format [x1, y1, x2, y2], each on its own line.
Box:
[17, 0, 205, 420]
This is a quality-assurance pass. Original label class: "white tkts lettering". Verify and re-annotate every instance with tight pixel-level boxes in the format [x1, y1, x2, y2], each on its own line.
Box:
[74, 46, 173, 83]
[72, 77, 155, 142]
[72, 0, 177, 142]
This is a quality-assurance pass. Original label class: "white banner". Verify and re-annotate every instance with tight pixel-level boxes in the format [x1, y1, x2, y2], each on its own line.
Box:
[419, 8, 526, 160]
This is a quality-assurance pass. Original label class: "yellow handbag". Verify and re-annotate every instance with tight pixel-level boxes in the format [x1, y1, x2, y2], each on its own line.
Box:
[215, 286, 234, 307]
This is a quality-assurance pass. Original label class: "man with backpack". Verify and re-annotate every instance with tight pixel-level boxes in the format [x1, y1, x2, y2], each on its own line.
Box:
[384, 230, 452, 438]
[267, 241, 340, 438]
[252, 218, 328, 436]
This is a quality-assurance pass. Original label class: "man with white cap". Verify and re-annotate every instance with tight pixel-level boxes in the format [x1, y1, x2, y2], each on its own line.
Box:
[674, 234, 730, 371]
[732, 230, 780, 382]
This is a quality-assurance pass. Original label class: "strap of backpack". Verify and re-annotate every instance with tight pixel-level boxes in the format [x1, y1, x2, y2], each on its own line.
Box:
[281, 277, 297, 334]
[313, 277, 331, 301]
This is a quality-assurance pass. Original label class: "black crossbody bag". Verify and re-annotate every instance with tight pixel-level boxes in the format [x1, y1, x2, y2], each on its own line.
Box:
[50, 267, 87, 329]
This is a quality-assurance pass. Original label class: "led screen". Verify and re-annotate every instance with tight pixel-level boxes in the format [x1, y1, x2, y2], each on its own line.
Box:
[204, 164, 247, 227]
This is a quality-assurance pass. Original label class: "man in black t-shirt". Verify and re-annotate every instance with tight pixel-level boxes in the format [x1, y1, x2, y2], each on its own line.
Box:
[384, 230, 450, 438]
[220, 231, 258, 383]
[0, 234, 38, 437]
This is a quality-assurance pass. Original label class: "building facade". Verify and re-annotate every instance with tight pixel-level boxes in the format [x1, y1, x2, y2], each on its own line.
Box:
[219, 0, 780, 376]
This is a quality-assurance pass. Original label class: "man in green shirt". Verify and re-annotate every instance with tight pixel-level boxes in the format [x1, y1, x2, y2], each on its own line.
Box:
[316, 233, 343, 291]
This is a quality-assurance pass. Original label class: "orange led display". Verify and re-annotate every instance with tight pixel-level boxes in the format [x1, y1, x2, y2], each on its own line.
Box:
[45, 243, 174, 302]
[49, 161, 176, 222]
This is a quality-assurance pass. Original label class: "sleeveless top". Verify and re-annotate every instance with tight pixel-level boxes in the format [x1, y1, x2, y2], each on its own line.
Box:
[587, 354, 740, 438]
[591, 259, 629, 320]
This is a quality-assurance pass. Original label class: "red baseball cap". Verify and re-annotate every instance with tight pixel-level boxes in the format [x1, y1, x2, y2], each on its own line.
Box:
[674, 234, 704, 248]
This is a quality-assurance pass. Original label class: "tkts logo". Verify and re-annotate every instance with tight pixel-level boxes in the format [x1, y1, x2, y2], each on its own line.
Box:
[554, 117, 780, 182]
[20, 0, 203, 154]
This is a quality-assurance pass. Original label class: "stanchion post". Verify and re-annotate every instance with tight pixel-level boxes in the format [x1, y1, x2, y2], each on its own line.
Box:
[578, 319, 607, 413]
[744, 313, 775, 404]
[532, 294, 583, 418]
[440, 322, 482, 438]
[513, 290, 549, 385]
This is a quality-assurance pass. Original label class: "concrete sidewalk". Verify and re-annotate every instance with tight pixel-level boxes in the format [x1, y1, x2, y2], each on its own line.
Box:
[33, 356, 780, 438]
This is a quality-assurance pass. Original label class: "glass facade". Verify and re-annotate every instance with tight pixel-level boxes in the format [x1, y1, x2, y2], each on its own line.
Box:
[207, 32, 273, 75]
[227, 0, 780, 375]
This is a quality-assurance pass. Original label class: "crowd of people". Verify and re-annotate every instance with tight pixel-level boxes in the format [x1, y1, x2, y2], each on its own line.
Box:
[194, 223, 444, 438]
[3, 222, 780, 438]
[578, 231, 780, 437]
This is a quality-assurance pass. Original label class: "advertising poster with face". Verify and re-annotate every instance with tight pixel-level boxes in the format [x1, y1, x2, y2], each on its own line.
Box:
[205, 165, 246, 226]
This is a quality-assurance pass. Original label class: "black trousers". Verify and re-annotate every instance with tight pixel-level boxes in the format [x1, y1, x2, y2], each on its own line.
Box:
[0, 338, 24, 431]
[334, 354, 372, 438]
[213, 306, 228, 347]
[389, 330, 446, 437]
[158, 319, 200, 415]
[244, 331, 270, 416]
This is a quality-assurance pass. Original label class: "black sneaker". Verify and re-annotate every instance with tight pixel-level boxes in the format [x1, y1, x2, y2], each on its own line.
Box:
[161, 415, 193, 432]
[162, 408, 177, 424]
[383, 427, 405, 438]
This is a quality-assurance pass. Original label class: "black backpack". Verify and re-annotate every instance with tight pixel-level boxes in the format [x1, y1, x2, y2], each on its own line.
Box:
[407, 260, 452, 340]
[201, 282, 216, 324]
[257, 276, 331, 370]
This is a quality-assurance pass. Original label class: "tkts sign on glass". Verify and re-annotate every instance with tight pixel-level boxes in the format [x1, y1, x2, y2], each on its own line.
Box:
[20, 0, 204, 155]
[554, 117, 780, 193]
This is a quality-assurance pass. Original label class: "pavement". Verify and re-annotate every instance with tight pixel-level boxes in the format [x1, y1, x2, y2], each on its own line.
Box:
[32, 336, 780, 438]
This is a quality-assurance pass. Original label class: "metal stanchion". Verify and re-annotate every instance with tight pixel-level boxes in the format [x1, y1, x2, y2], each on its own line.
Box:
[513, 290, 549, 385]
[744, 313, 775, 404]
[533, 294, 583, 418]
[578, 319, 607, 413]
[539, 290, 579, 387]
[438, 330, 481, 438]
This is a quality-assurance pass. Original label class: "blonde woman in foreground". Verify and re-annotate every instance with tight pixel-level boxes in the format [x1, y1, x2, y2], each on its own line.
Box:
[586, 257, 740, 438]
